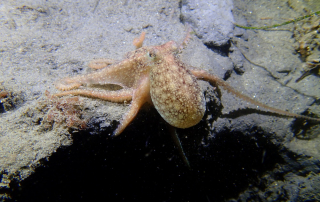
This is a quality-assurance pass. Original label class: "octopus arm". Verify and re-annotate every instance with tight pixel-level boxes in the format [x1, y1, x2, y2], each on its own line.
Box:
[113, 75, 151, 136]
[54, 88, 133, 102]
[191, 69, 320, 122]
[56, 59, 138, 91]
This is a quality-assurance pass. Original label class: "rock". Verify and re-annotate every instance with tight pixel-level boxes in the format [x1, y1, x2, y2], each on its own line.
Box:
[181, 0, 235, 46]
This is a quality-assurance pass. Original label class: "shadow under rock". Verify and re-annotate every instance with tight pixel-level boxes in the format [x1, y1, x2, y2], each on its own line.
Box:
[9, 105, 284, 202]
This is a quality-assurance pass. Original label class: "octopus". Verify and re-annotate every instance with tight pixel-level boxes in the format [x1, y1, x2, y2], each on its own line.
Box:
[55, 32, 320, 137]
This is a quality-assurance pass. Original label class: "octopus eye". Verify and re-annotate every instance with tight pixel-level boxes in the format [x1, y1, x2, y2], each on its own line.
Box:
[148, 51, 156, 58]
[147, 48, 160, 61]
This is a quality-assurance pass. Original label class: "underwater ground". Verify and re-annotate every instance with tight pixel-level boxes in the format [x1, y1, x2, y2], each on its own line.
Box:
[0, 0, 319, 201]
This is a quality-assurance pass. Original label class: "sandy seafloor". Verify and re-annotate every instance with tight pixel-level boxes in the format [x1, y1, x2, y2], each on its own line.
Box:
[0, 0, 320, 201]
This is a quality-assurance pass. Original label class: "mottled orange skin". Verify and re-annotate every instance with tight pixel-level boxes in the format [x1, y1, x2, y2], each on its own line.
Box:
[55, 40, 205, 135]
[149, 41, 205, 128]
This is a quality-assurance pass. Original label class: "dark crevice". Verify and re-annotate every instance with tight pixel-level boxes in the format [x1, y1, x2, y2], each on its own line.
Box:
[0, 103, 4, 113]
[178, 0, 184, 24]
[204, 40, 231, 57]
[7, 114, 284, 202]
